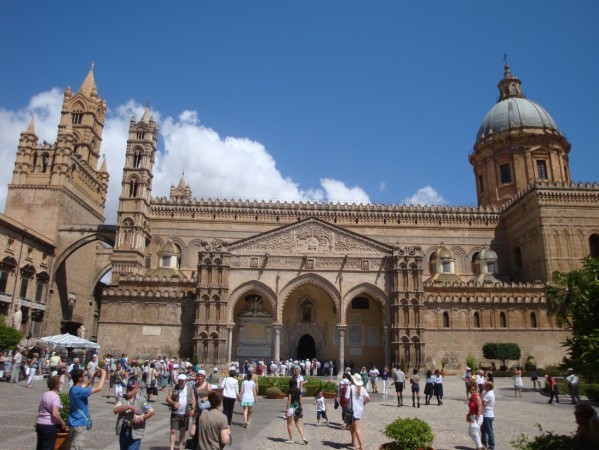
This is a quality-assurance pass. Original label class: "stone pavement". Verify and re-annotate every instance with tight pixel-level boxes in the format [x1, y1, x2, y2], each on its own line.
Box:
[0, 375, 594, 450]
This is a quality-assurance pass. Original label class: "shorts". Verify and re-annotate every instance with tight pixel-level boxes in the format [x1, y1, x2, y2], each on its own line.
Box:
[170, 414, 189, 431]
[395, 381, 404, 392]
[411, 383, 420, 393]
[317, 410, 328, 420]
[286, 408, 295, 417]
[241, 401, 254, 407]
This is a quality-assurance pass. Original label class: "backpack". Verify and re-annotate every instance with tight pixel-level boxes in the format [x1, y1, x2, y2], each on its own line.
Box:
[339, 384, 349, 407]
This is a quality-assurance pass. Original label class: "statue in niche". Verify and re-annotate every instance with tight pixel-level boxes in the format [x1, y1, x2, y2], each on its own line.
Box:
[242, 294, 269, 317]
[302, 302, 313, 322]
[77, 325, 86, 339]
[12, 305, 22, 329]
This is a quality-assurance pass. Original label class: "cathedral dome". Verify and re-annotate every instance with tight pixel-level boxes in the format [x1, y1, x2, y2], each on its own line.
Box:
[476, 97, 559, 143]
[475, 64, 561, 144]
[159, 239, 181, 257]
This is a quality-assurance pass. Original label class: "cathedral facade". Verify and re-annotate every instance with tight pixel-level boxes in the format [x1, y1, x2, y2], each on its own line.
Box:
[2, 66, 598, 370]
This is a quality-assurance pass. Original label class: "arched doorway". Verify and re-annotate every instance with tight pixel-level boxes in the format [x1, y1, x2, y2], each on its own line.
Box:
[297, 334, 316, 360]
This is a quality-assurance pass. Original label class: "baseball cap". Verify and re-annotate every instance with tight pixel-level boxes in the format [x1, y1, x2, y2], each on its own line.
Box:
[198, 370, 207, 376]
[213, 368, 218, 372]
[127, 380, 137, 390]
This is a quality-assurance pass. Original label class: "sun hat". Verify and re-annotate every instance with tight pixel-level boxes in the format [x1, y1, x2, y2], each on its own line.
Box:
[351, 373, 363, 386]
[177, 374, 187, 381]
[213, 368, 218, 372]
[198, 370, 207, 376]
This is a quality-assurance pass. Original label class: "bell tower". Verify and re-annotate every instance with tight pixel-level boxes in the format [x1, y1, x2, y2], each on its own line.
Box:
[111, 104, 158, 280]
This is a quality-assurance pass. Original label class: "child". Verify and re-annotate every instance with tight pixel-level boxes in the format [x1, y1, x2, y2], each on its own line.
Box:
[314, 389, 329, 426]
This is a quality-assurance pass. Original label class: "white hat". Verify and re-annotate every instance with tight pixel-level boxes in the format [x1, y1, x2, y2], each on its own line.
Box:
[173, 364, 179, 369]
[351, 373, 363, 386]
[177, 374, 187, 381]
[198, 370, 207, 376]
[213, 368, 218, 372]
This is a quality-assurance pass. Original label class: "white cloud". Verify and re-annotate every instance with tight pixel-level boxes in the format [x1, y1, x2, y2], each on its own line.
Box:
[0, 89, 371, 224]
[379, 181, 387, 192]
[404, 186, 446, 206]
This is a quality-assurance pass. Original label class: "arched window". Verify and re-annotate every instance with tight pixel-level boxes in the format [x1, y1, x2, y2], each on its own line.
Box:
[530, 312, 537, 328]
[473, 312, 480, 328]
[499, 312, 507, 328]
[514, 247, 522, 272]
[129, 180, 138, 197]
[590, 234, 599, 257]
[352, 297, 369, 309]
[32, 152, 38, 172]
[41, 153, 49, 173]
[133, 152, 142, 168]
[442, 311, 449, 328]
[471, 252, 480, 275]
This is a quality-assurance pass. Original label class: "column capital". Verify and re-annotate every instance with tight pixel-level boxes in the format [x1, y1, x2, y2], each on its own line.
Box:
[336, 324, 347, 331]
[272, 323, 283, 329]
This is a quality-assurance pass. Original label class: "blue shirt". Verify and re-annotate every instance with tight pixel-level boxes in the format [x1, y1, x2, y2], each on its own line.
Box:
[68, 386, 92, 427]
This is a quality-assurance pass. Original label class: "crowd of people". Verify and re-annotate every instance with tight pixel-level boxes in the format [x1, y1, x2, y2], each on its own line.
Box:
[1, 346, 596, 450]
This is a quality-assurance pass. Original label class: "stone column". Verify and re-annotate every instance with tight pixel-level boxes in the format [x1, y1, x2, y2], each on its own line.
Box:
[226, 326, 233, 363]
[337, 325, 346, 377]
[273, 324, 282, 362]
[383, 324, 390, 369]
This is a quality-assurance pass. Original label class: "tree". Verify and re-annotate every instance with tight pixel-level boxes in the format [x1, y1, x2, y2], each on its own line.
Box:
[546, 256, 599, 382]
[482, 343, 521, 369]
[0, 315, 23, 350]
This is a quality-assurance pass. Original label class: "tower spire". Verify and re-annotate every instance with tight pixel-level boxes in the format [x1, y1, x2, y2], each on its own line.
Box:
[78, 63, 97, 97]
[25, 114, 36, 135]
[497, 57, 523, 101]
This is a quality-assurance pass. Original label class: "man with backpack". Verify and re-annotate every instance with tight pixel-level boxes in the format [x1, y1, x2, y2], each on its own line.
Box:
[166, 374, 196, 450]
[337, 373, 352, 429]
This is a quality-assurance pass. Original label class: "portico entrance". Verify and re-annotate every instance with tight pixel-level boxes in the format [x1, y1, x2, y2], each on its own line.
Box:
[297, 334, 316, 360]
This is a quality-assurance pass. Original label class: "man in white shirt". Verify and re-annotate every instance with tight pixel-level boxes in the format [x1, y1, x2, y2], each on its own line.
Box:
[392, 365, 405, 406]
[566, 369, 581, 404]
[87, 354, 99, 385]
[166, 374, 196, 450]
[481, 381, 496, 450]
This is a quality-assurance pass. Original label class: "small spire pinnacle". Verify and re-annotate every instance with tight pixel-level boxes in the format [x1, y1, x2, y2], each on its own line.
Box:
[78, 64, 97, 97]
[99, 153, 107, 172]
[91, 61, 95, 72]
[141, 100, 152, 123]
[25, 114, 36, 134]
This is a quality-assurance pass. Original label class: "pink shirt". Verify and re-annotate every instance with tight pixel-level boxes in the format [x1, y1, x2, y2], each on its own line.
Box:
[37, 390, 62, 425]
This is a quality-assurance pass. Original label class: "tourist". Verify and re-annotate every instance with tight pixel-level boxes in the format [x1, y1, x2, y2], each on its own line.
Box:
[67, 367, 107, 450]
[359, 366, 368, 391]
[481, 381, 495, 450]
[566, 368, 581, 404]
[220, 369, 240, 426]
[197, 390, 231, 449]
[113, 379, 154, 450]
[166, 374, 196, 450]
[35, 375, 67, 450]
[86, 354, 99, 385]
[0, 351, 5, 380]
[513, 367, 523, 397]
[240, 371, 257, 428]
[433, 369, 444, 405]
[313, 389, 329, 426]
[10, 348, 22, 383]
[546, 373, 560, 404]
[410, 368, 421, 408]
[26, 352, 40, 388]
[467, 383, 484, 450]
[574, 401, 599, 447]
[146, 362, 158, 402]
[337, 372, 352, 430]
[345, 372, 370, 450]
[285, 378, 308, 445]
[292, 367, 306, 394]
[381, 367, 389, 395]
[189, 369, 212, 444]
[462, 367, 472, 399]
[113, 361, 128, 404]
[476, 370, 485, 394]
[530, 363, 541, 390]
[424, 369, 434, 405]
[392, 364, 405, 407]
[67, 358, 83, 390]
[368, 365, 379, 393]
[207, 367, 220, 388]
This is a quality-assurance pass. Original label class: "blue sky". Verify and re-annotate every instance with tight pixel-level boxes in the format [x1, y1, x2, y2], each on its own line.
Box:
[1, 1, 598, 222]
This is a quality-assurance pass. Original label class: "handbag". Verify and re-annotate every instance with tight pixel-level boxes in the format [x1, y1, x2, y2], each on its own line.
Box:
[294, 406, 303, 418]
[334, 398, 339, 410]
[344, 388, 354, 426]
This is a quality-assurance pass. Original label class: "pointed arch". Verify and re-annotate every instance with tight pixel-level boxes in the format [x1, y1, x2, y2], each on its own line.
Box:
[227, 281, 277, 323]
[342, 283, 389, 325]
[278, 273, 341, 322]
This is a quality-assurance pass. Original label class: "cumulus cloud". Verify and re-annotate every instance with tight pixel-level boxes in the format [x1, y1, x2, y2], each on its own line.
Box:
[0, 89, 371, 223]
[404, 186, 446, 206]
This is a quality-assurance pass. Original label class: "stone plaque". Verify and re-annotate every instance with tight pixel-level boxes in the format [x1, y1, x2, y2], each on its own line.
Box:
[143, 326, 161, 336]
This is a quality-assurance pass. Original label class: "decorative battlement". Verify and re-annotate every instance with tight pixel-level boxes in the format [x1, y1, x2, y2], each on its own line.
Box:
[502, 180, 599, 210]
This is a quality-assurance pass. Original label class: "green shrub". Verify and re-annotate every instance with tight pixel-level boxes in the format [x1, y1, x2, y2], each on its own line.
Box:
[59, 392, 70, 423]
[318, 381, 338, 393]
[466, 353, 478, 371]
[512, 424, 588, 450]
[383, 417, 434, 450]
[584, 385, 599, 401]
[265, 386, 282, 396]
[482, 342, 522, 368]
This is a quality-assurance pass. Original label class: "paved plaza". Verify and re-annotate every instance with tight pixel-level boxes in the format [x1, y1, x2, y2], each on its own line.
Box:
[0, 374, 592, 450]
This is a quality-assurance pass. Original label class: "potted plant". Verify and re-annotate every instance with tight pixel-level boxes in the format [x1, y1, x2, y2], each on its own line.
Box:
[319, 381, 338, 398]
[55, 392, 70, 450]
[380, 417, 434, 450]
[265, 386, 286, 399]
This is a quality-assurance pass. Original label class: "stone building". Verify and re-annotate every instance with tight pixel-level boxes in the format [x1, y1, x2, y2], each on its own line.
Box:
[2, 65, 598, 370]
